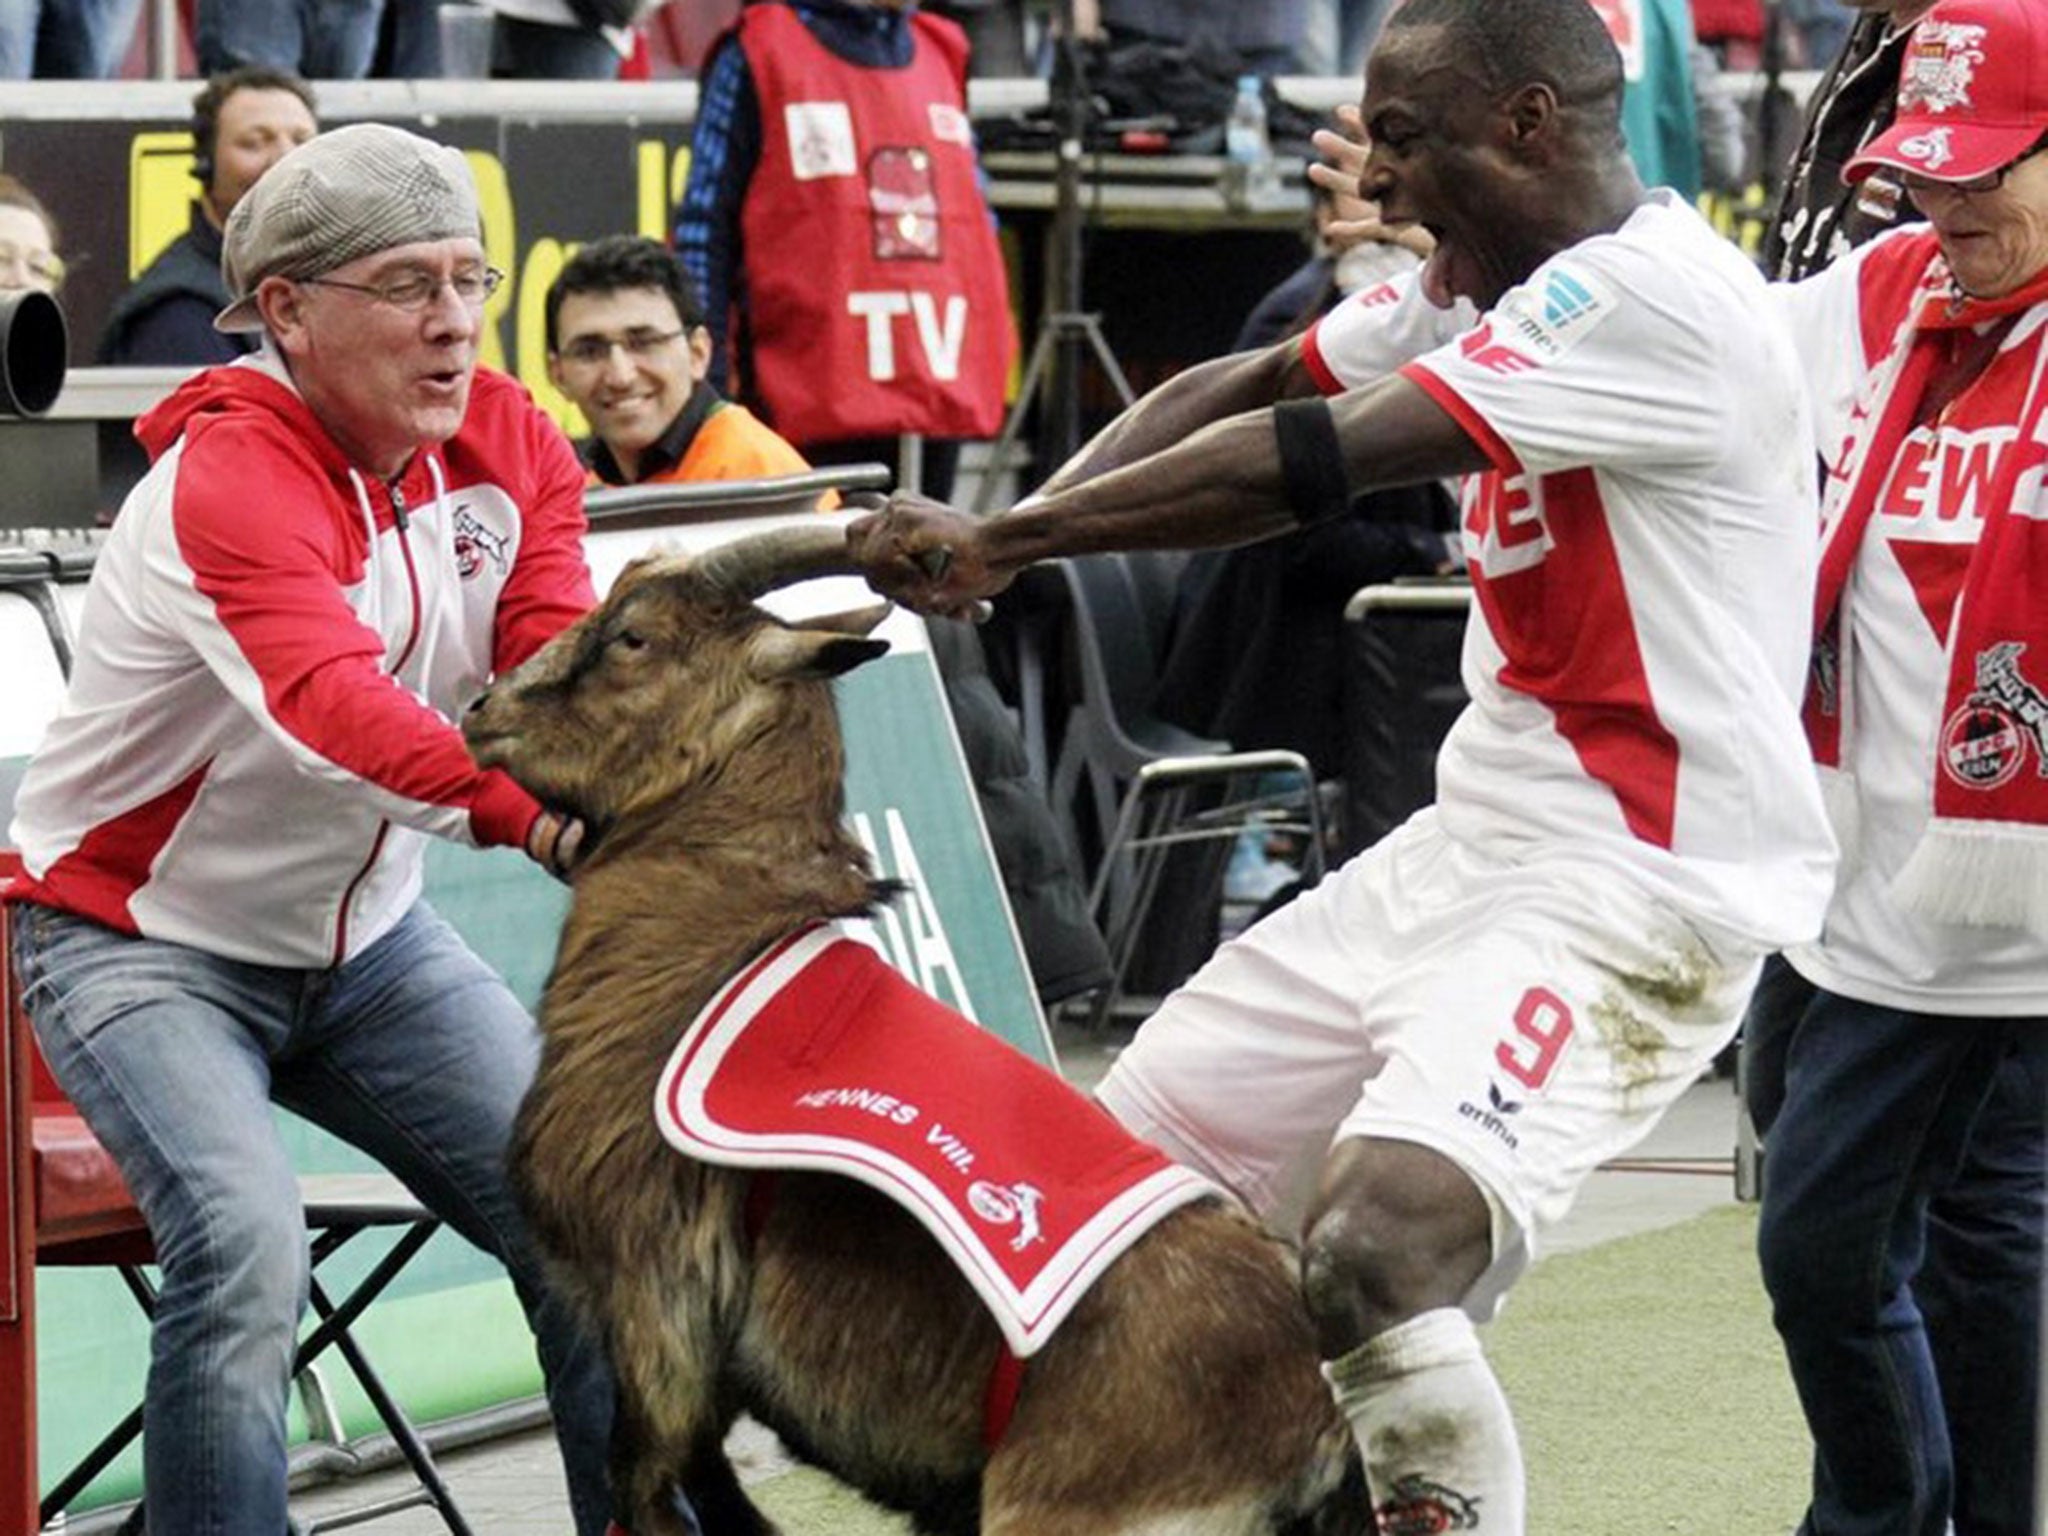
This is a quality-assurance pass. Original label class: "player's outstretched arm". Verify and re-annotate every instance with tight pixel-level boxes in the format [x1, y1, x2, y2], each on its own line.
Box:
[849, 375, 1487, 615]
[1035, 336, 1323, 501]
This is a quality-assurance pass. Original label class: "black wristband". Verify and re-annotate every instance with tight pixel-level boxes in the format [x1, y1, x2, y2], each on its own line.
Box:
[1272, 395, 1351, 526]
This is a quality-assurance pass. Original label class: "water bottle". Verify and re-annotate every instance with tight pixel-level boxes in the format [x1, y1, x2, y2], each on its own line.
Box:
[1223, 74, 1276, 204]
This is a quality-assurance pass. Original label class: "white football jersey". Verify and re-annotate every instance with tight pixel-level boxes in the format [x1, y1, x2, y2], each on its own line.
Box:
[1305, 191, 1836, 951]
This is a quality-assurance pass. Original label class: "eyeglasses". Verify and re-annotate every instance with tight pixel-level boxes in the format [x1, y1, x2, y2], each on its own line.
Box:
[301, 265, 504, 310]
[0, 241, 64, 289]
[1904, 132, 2048, 196]
[555, 328, 688, 368]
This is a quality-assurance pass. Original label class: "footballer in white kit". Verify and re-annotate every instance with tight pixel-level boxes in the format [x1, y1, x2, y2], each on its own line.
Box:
[1096, 190, 1839, 1312]
[848, 5, 1845, 1524]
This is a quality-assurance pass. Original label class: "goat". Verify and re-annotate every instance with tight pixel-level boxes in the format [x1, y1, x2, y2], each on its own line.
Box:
[463, 525, 1365, 1536]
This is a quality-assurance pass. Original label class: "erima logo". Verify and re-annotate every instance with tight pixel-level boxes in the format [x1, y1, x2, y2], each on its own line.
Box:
[1457, 1086, 1521, 1150]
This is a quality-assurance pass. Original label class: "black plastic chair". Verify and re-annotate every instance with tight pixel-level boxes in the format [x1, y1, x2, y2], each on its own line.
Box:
[1338, 579, 1472, 856]
[1046, 551, 1325, 1027]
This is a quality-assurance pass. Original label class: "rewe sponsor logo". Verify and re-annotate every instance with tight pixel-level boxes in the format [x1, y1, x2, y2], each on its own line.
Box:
[1877, 423, 2023, 526]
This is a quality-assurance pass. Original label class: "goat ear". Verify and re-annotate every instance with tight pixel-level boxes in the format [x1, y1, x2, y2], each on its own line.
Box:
[803, 601, 892, 638]
[747, 628, 891, 681]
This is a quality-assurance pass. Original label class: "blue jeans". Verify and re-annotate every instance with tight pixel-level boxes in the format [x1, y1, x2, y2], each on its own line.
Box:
[195, 0, 383, 77]
[1744, 956, 2047, 1536]
[11, 901, 617, 1536]
[0, 0, 143, 77]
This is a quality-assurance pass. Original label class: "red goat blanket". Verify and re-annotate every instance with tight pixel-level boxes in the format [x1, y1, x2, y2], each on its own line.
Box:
[653, 923, 1217, 1356]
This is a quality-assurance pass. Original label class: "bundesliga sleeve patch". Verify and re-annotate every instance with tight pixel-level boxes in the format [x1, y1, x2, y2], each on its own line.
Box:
[785, 101, 858, 180]
[1485, 263, 1620, 366]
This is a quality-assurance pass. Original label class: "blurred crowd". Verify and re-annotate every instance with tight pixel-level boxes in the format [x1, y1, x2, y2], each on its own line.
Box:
[1, 0, 1841, 85]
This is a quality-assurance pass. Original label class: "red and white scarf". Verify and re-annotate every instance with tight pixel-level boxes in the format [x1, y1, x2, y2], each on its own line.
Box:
[1805, 256, 2048, 934]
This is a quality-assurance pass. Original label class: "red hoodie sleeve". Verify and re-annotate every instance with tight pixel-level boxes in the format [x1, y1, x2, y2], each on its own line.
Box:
[491, 381, 598, 672]
[165, 410, 544, 850]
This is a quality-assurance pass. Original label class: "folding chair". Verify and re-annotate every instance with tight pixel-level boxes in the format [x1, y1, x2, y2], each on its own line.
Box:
[1046, 552, 1326, 1028]
[2, 539, 475, 1534]
[3, 856, 475, 1534]
[1338, 579, 1472, 858]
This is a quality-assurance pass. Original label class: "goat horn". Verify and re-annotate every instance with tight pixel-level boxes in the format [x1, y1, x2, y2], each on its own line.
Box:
[691, 524, 863, 601]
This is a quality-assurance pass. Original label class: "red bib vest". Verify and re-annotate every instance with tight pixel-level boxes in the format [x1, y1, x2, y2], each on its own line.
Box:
[735, 5, 1014, 443]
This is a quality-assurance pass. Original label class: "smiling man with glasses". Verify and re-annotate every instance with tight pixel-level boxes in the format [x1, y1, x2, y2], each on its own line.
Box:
[543, 233, 832, 502]
[6, 122, 637, 1536]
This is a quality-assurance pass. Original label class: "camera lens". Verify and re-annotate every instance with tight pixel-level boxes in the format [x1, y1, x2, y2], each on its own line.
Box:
[0, 288, 67, 418]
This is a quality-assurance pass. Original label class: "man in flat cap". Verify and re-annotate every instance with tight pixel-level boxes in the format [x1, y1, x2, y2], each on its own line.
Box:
[8, 123, 623, 1534]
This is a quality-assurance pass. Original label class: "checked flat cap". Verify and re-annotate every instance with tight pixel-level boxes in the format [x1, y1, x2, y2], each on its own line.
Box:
[215, 122, 481, 333]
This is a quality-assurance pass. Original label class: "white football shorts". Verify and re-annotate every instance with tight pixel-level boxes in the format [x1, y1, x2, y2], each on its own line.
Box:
[1096, 809, 1761, 1319]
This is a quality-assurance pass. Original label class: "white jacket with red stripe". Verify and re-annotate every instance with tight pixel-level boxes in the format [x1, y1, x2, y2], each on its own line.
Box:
[8, 349, 595, 967]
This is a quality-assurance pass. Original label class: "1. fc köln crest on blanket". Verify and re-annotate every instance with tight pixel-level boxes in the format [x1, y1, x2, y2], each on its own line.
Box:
[1942, 641, 2048, 791]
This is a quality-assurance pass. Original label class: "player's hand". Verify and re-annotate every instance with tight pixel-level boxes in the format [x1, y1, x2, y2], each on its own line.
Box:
[525, 809, 586, 882]
[1309, 106, 1436, 260]
[846, 492, 1010, 619]
[1308, 104, 1371, 201]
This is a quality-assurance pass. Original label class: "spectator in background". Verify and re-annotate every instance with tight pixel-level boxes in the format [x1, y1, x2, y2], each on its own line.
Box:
[1585, 0, 1708, 198]
[1749, 3, 2044, 1534]
[1763, 0, 1930, 278]
[1325, 0, 1399, 77]
[0, 0, 142, 78]
[1074, 0, 1310, 76]
[925, 0, 1027, 76]
[98, 66, 318, 365]
[675, 0, 1013, 501]
[371, 0, 444, 76]
[1692, 0, 1765, 65]
[197, 0, 384, 77]
[0, 172, 64, 294]
[475, 0, 642, 79]
[1784, 0, 1854, 65]
[544, 234, 833, 499]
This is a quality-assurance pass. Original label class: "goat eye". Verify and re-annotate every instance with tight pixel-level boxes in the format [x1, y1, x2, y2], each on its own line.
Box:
[612, 629, 649, 652]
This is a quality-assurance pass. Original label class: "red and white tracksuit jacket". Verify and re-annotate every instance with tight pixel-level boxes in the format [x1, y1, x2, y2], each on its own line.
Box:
[8, 351, 596, 968]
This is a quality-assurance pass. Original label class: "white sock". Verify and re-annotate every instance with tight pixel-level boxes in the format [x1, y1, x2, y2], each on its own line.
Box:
[1322, 1307, 1526, 1535]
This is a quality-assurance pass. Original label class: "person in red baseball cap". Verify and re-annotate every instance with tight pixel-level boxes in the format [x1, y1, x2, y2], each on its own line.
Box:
[1843, 0, 2048, 294]
[1755, 0, 2048, 1533]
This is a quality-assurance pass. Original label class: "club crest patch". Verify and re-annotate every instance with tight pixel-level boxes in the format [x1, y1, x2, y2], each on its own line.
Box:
[1898, 126, 1956, 171]
[1940, 641, 2048, 791]
[1899, 22, 1988, 115]
[452, 506, 509, 580]
[1375, 1475, 1482, 1534]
